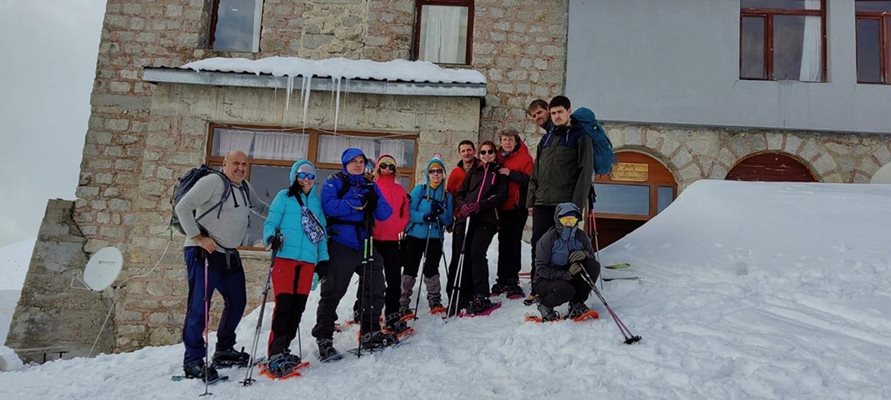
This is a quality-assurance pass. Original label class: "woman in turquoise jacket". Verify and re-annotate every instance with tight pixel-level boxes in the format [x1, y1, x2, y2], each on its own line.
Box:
[399, 157, 454, 315]
[261, 160, 328, 377]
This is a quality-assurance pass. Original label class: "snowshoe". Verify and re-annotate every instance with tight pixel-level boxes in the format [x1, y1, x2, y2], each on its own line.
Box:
[259, 351, 310, 380]
[460, 296, 502, 317]
[429, 302, 447, 315]
[182, 359, 222, 383]
[384, 313, 415, 339]
[398, 306, 416, 322]
[537, 304, 562, 322]
[212, 346, 249, 368]
[317, 338, 343, 363]
[567, 302, 594, 320]
[358, 331, 399, 351]
[504, 284, 525, 300]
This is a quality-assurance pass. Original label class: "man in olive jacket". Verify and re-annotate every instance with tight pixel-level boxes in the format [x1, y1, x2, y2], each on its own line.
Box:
[526, 96, 593, 300]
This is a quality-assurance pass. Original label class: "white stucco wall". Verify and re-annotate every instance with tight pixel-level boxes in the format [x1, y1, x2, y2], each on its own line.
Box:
[566, 0, 891, 134]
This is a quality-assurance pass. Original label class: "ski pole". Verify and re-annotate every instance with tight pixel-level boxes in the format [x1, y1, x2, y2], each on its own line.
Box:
[580, 269, 641, 345]
[201, 256, 212, 396]
[412, 223, 434, 319]
[446, 217, 472, 318]
[241, 231, 280, 386]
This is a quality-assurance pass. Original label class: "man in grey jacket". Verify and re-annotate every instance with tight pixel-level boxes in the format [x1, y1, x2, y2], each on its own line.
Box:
[174, 150, 268, 381]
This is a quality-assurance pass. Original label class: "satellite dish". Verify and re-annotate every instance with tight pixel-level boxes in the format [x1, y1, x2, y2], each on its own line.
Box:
[83, 247, 124, 291]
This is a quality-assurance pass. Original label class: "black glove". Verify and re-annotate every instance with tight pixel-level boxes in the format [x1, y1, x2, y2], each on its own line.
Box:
[569, 250, 587, 263]
[569, 262, 584, 276]
[423, 213, 437, 222]
[361, 185, 378, 210]
[430, 200, 444, 217]
[316, 260, 330, 277]
[268, 234, 283, 251]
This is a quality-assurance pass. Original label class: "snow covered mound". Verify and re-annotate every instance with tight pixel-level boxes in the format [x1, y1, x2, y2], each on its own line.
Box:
[1, 182, 890, 399]
[0, 239, 35, 345]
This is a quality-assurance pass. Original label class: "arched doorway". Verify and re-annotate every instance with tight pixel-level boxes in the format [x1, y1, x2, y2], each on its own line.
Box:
[725, 152, 817, 182]
[590, 151, 678, 249]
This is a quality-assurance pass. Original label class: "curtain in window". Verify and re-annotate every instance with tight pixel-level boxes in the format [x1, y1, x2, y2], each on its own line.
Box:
[253, 132, 308, 160]
[218, 129, 255, 155]
[380, 140, 408, 166]
[799, 0, 822, 81]
[420, 5, 465, 64]
[318, 135, 377, 164]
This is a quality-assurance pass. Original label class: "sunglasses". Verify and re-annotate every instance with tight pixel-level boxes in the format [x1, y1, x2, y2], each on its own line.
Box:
[479, 149, 496, 155]
[559, 215, 579, 226]
[296, 172, 316, 180]
[428, 169, 444, 175]
[380, 163, 396, 171]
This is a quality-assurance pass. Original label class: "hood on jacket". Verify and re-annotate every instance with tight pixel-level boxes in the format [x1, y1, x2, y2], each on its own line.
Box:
[554, 202, 582, 225]
[422, 156, 447, 199]
[289, 160, 316, 185]
[340, 148, 369, 181]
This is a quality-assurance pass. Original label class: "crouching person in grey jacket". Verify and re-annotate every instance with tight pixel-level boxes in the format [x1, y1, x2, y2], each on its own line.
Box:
[533, 202, 600, 321]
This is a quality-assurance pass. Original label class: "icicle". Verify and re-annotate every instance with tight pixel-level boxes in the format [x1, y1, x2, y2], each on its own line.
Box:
[334, 77, 341, 134]
[301, 75, 312, 134]
[285, 74, 294, 114]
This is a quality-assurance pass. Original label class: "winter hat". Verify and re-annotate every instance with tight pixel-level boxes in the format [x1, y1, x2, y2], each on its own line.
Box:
[426, 156, 446, 190]
[297, 163, 315, 174]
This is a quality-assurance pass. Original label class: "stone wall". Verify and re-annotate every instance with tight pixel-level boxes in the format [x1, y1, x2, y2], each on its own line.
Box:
[112, 83, 479, 350]
[605, 123, 891, 187]
[7, 200, 116, 362]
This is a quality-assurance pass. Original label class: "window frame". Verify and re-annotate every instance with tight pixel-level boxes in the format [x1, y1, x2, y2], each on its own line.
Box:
[207, 0, 264, 52]
[205, 123, 420, 250]
[855, 2, 891, 84]
[739, 0, 827, 82]
[412, 0, 475, 65]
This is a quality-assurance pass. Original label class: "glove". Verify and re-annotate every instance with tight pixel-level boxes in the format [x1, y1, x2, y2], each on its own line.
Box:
[569, 250, 587, 263]
[316, 260, 330, 277]
[569, 262, 584, 276]
[268, 234, 283, 251]
[311, 273, 320, 291]
[361, 187, 378, 210]
[457, 203, 480, 219]
[423, 213, 437, 222]
[430, 200, 444, 217]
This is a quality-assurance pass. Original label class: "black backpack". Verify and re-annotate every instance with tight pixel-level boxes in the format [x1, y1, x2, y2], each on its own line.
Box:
[169, 165, 234, 235]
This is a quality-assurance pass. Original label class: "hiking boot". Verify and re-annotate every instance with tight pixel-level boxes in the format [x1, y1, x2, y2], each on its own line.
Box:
[266, 351, 302, 378]
[317, 338, 341, 362]
[490, 283, 506, 296]
[466, 295, 498, 315]
[522, 293, 539, 306]
[504, 284, 525, 299]
[359, 331, 399, 350]
[567, 302, 591, 320]
[537, 304, 561, 322]
[212, 346, 249, 368]
[183, 359, 220, 382]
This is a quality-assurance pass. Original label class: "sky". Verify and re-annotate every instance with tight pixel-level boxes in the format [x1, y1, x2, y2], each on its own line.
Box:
[0, 180, 889, 398]
[0, 0, 107, 247]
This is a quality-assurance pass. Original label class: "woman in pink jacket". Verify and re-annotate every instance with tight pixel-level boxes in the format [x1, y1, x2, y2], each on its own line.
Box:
[372, 154, 410, 335]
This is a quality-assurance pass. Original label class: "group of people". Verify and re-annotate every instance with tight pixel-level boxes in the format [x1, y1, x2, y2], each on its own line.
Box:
[173, 95, 603, 382]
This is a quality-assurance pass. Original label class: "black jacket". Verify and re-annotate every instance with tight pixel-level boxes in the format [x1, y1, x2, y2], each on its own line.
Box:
[456, 161, 508, 226]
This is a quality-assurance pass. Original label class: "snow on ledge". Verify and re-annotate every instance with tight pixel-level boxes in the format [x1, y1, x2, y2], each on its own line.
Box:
[181, 56, 487, 85]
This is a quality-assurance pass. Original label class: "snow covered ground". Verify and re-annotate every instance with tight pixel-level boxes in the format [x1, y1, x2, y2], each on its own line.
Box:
[0, 180, 889, 400]
[0, 239, 34, 345]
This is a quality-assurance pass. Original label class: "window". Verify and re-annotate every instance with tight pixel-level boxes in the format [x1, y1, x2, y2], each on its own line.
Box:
[208, 0, 263, 52]
[740, 0, 826, 82]
[855, 1, 891, 83]
[207, 125, 418, 248]
[413, 0, 474, 65]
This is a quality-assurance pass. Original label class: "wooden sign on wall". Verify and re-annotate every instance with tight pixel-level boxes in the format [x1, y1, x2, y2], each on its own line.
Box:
[610, 162, 649, 182]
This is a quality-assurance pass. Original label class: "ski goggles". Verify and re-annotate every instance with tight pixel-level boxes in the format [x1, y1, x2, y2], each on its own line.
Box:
[296, 172, 316, 180]
[379, 163, 396, 171]
[558, 215, 579, 227]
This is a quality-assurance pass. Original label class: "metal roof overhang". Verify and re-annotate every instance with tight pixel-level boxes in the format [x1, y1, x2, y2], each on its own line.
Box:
[143, 67, 487, 98]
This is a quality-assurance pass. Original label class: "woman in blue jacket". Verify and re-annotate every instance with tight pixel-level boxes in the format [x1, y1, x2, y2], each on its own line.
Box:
[262, 160, 328, 377]
[399, 157, 454, 316]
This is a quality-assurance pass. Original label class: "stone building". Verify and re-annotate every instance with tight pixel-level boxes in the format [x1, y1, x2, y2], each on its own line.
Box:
[8, 0, 568, 359]
[10, 0, 891, 359]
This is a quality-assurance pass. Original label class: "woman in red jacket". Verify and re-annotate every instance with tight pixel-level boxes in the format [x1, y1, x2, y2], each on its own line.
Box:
[372, 154, 411, 335]
[492, 128, 534, 299]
